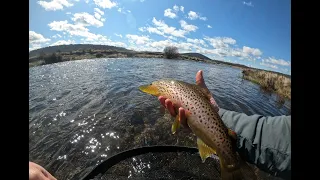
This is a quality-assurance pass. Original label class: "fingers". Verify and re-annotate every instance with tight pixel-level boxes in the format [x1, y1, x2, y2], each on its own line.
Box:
[165, 99, 176, 117]
[29, 162, 57, 180]
[41, 169, 57, 180]
[158, 96, 166, 107]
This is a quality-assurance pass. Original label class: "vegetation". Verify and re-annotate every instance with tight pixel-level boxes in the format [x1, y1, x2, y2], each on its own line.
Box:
[96, 53, 103, 58]
[242, 69, 291, 99]
[163, 46, 179, 59]
[40, 53, 63, 64]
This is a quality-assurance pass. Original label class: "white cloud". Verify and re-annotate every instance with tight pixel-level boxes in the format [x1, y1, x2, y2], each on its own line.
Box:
[199, 17, 207, 21]
[52, 34, 62, 38]
[186, 38, 207, 47]
[114, 33, 123, 38]
[66, 12, 71, 15]
[71, 12, 103, 27]
[48, 20, 97, 39]
[127, 10, 131, 13]
[126, 34, 151, 45]
[29, 44, 42, 51]
[179, 20, 198, 32]
[180, 6, 184, 13]
[29, 31, 51, 44]
[94, 12, 102, 20]
[140, 17, 187, 38]
[85, 0, 89, 3]
[260, 62, 278, 69]
[94, 8, 104, 15]
[93, 0, 117, 9]
[243, 46, 262, 56]
[204, 37, 236, 48]
[243, 1, 254, 7]
[139, 27, 165, 36]
[187, 11, 207, 21]
[173, 5, 179, 12]
[83, 38, 127, 47]
[167, 36, 177, 41]
[164, 8, 177, 18]
[37, 0, 73, 11]
[207, 25, 212, 28]
[264, 57, 291, 66]
[50, 39, 75, 46]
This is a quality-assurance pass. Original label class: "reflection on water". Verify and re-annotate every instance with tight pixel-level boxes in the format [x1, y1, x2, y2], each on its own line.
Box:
[29, 58, 290, 180]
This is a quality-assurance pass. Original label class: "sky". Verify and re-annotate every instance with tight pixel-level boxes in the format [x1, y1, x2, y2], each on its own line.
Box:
[29, 0, 291, 75]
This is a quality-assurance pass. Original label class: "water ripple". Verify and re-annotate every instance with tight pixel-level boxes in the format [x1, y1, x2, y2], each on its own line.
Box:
[29, 58, 290, 179]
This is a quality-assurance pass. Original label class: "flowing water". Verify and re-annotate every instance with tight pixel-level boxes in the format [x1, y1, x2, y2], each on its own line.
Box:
[29, 58, 290, 180]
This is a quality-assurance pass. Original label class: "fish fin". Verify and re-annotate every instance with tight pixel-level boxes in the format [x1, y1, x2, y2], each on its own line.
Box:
[197, 138, 217, 163]
[228, 128, 237, 141]
[138, 84, 160, 96]
[220, 155, 257, 180]
[171, 115, 180, 134]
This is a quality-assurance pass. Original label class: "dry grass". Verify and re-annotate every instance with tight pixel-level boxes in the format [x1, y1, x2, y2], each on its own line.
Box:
[242, 69, 291, 99]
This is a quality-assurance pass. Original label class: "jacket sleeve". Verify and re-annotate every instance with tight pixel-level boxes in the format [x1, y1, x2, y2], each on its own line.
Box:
[218, 108, 291, 179]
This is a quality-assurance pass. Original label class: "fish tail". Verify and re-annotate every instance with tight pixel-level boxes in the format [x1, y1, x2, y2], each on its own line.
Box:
[220, 157, 257, 180]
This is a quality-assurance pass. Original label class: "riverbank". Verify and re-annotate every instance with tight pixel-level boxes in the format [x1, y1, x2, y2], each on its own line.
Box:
[242, 69, 291, 100]
[29, 50, 210, 68]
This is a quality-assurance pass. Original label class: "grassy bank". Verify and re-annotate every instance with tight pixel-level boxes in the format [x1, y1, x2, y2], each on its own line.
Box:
[242, 69, 291, 99]
[29, 50, 211, 68]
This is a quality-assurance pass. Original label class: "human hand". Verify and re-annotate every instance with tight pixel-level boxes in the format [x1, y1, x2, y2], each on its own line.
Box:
[29, 161, 57, 180]
[158, 70, 219, 129]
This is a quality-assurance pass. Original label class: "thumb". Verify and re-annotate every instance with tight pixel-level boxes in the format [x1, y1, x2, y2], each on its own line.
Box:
[195, 70, 219, 111]
[195, 70, 207, 88]
[195, 70, 212, 98]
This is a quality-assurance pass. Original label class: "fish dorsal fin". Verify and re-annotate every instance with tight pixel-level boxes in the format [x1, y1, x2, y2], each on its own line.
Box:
[197, 138, 218, 163]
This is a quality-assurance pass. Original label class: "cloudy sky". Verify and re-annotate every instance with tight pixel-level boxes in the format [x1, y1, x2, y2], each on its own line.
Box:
[29, 0, 291, 75]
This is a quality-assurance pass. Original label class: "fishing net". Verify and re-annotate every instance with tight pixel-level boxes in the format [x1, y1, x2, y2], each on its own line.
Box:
[88, 151, 285, 180]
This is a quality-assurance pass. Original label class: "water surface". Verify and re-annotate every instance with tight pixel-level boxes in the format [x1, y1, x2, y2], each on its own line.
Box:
[29, 58, 290, 180]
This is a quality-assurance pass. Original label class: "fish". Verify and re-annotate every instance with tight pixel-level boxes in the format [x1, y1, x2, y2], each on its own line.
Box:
[139, 79, 257, 180]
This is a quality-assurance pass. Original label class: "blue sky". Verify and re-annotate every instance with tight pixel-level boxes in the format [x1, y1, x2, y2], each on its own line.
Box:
[29, 0, 291, 75]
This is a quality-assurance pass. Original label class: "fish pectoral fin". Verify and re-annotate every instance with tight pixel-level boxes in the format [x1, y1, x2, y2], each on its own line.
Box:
[227, 128, 237, 141]
[171, 115, 180, 134]
[197, 138, 217, 163]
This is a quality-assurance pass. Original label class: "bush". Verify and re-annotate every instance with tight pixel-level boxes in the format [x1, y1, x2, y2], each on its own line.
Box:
[44, 53, 63, 64]
[96, 53, 103, 58]
[164, 46, 179, 59]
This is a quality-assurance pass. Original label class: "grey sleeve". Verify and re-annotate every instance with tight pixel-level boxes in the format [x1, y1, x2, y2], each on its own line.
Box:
[218, 108, 291, 179]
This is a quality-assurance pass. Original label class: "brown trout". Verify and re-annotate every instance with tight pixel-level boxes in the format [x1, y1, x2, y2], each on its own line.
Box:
[139, 79, 257, 180]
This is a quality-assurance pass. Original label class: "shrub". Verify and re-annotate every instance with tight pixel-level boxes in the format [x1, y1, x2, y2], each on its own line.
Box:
[163, 46, 179, 59]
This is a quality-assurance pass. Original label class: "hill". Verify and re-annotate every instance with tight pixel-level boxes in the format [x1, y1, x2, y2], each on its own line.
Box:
[29, 44, 132, 57]
[181, 53, 211, 60]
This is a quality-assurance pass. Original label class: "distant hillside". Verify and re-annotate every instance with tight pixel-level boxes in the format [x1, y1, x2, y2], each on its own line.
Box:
[29, 44, 132, 57]
[181, 53, 211, 60]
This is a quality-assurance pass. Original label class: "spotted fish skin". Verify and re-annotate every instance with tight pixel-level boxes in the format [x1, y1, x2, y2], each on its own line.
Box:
[151, 79, 238, 165]
[139, 79, 257, 180]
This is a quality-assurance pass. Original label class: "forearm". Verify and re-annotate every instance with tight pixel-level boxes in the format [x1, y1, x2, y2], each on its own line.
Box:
[218, 108, 291, 179]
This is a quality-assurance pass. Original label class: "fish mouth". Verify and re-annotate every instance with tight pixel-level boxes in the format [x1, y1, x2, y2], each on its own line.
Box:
[139, 84, 160, 96]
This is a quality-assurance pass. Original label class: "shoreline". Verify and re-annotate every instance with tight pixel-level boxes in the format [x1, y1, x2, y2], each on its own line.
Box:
[242, 69, 291, 100]
[29, 49, 291, 100]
